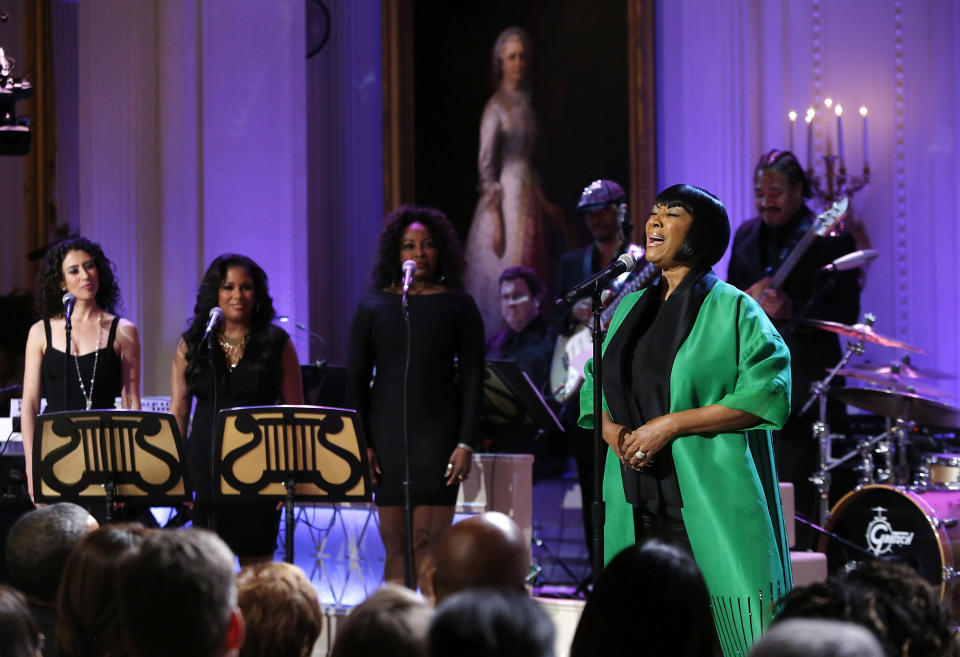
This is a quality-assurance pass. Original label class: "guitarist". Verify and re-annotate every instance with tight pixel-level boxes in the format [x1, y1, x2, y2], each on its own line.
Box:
[727, 150, 861, 547]
[555, 178, 645, 563]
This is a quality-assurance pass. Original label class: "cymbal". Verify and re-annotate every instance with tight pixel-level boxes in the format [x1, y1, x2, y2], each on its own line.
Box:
[805, 319, 925, 353]
[831, 387, 960, 427]
[845, 360, 955, 380]
[834, 369, 954, 398]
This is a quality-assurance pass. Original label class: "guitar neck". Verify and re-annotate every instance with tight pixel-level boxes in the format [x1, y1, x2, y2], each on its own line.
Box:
[601, 262, 657, 323]
[766, 231, 818, 291]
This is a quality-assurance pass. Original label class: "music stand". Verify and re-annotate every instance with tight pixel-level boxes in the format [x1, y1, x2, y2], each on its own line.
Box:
[481, 360, 563, 435]
[214, 405, 372, 563]
[33, 410, 190, 521]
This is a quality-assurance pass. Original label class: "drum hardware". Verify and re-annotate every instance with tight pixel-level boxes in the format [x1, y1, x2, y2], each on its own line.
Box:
[833, 368, 953, 398]
[943, 567, 960, 583]
[846, 354, 956, 381]
[930, 516, 958, 530]
[805, 314, 926, 353]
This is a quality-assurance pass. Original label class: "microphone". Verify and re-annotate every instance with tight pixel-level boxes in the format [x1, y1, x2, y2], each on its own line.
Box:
[202, 307, 224, 342]
[401, 260, 417, 293]
[561, 253, 637, 305]
[820, 249, 879, 272]
[62, 292, 77, 324]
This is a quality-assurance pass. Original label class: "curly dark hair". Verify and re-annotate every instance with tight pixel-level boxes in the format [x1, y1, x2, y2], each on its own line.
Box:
[371, 205, 465, 290]
[182, 254, 284, 396]
[34, 237, 123, 318]
[774, 560, 959, 657]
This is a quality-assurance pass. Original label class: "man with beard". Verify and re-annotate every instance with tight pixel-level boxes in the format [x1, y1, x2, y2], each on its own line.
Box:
[727, 150, 861, 546]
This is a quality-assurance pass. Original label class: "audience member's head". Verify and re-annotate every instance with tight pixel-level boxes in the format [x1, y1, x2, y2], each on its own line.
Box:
[0, 585, 43, 657]
[330, 584, 431, 657]
[57, 523, 147, 657]
[6, 503, 98, 605]
[750, 618, 884, 657]
[236, 562, 323, 657]
[429, 588, 554, 657]
[775, 559, 960, 657]
[431, 512, 529, 604]
[120, 528, 243, 657]
[570, 540, 716, 657]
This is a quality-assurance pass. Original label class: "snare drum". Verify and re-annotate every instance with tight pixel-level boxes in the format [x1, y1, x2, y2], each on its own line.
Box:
[917, 453, 960, 489]
[819, 485, 960, 614]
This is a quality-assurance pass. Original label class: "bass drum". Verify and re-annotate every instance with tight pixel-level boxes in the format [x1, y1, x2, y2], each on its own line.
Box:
[819, 485, 960, 614]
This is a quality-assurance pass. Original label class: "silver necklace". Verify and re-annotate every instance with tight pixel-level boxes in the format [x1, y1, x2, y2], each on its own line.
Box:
[73, 309, 103, 410]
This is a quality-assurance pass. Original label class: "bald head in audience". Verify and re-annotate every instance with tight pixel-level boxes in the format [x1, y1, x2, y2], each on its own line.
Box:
[750, 619, 884, 657]
[431, 511, 529, 604]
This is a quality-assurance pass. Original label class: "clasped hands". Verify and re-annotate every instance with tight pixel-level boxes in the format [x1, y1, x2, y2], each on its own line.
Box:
[604, 414, 677, 472]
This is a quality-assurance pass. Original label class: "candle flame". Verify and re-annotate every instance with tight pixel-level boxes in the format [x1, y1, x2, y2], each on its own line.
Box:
[805, 108, 815, 123]
[788, 110, 797, 122]
[859, 106, 868, 117]
[824, 97, 833, 109]
[835, 104, 843, 117]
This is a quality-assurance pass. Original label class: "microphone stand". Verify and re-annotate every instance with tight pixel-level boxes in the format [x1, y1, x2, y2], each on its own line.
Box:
[64, 313, 72, 409]
[400, 287, 416, 589]
[206, 330, 218, 530]
[589, 284, 605, 590]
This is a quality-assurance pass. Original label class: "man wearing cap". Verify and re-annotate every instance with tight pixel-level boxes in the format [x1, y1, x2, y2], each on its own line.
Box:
[554, 179, 644, 565]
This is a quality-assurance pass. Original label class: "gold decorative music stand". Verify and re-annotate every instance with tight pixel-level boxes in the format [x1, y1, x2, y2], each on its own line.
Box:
[214, 405, 371, 563]
[33, 410, 190, 521]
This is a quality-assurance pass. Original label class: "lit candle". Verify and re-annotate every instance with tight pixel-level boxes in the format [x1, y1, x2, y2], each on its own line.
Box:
[835, 104, 845, 167]
[824, 97, 833, 110]
[805, 108, 815, 169]
[788, 110, 797, 153]
[859, 106, 869, 168]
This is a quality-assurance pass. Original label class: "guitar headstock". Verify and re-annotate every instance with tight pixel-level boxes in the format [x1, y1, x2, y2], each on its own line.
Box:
[815, 197, 850, 237]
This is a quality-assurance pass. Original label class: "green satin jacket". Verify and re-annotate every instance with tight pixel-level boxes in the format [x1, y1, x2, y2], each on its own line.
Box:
[579, 280, 794, 657]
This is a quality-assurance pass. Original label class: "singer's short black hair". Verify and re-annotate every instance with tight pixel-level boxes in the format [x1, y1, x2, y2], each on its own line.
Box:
[652, 184, 730, 269]
[181, 254, 283, 395]
[371, 205, 465, 290]
[35, 237, 123, 318]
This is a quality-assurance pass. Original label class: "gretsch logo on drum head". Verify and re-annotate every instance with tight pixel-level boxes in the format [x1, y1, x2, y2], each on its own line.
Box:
[866, 506, 915, 556]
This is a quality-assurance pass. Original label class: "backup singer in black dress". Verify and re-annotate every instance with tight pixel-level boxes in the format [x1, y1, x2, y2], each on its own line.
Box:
[347, 206, 485, 596]
[170, 255, 302, 564]
[21, 237, 142, 504]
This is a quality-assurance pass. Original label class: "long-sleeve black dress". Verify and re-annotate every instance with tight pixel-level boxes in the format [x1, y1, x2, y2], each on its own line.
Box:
[347, 291, 485, 506]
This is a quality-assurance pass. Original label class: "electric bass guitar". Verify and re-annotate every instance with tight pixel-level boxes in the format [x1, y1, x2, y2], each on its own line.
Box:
[749, 197, 849, 301]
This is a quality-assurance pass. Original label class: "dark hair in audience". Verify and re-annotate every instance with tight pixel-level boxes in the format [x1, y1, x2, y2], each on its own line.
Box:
[57, 523, 147, 657]
[35, 236, 123, 318]
[774, 559, 960, 657]
[5, 502, 94, 604]
[498, 266, 543, 300]
[429, 589, 554, 657]
[120, 528, 237, 657]
[570, 540, 717, 657]
[181, 254, 283, 394]
[330, 584, 430, 657]
[371, 205, 465, 291]
[653, 184, 730, 268]
[237, 562, 324, 657]
[0, 585, 43, 657]
[749, 618, 884, 657]
[754, 149, 813, 198]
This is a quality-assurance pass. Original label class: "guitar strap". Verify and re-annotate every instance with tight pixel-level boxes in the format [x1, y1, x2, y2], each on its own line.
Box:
[764, 209, 813, 274]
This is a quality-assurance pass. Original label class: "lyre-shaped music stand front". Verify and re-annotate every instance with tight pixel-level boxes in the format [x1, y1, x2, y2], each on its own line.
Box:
[214, 405, 371, 562]
[33, 410, 190, 518]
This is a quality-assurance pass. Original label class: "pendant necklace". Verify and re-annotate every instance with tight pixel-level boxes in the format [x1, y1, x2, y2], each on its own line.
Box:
[73, 310, 103, 410]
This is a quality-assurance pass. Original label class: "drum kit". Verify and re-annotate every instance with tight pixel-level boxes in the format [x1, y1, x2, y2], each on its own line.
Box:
[803, 313, 960, 613]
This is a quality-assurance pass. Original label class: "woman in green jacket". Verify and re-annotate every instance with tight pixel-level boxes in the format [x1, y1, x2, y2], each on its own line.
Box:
[579, 184, 793, 656]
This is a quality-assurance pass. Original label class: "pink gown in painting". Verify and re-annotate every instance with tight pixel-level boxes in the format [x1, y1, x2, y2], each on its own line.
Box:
[463, 88, 546, 335]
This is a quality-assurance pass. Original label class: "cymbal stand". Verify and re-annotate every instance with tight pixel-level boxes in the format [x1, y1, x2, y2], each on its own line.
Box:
[892, 419, 912, 485]
[802, 332, 867, 527]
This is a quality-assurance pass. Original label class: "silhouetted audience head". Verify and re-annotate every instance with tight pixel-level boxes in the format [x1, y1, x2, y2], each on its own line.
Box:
[570, 540, 717, 657]
[750, 618, 884, 657]
[57, 523, 147, 657]
[120, 529, 243, 657]
[236, 562, 323, 657]
[0, 585, 43, 657]
[6, 503, 97, 604]
[775, 559, 959, 657]
[428, 588, 554, 657]
[431, 511, 529, 604]
[330, 584, 431, 657]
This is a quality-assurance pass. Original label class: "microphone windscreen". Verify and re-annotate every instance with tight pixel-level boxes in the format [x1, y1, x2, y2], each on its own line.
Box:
[617, 253, 637, 271]
[61, 292, 77, 307]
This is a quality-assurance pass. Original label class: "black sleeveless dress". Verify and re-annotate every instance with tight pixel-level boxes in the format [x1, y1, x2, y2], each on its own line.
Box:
[41, 317, 122, 411]
[188, 324, 288, 557]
